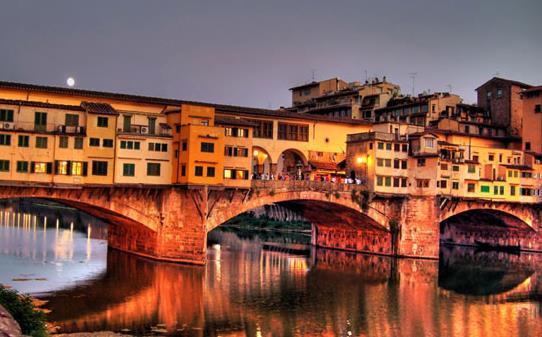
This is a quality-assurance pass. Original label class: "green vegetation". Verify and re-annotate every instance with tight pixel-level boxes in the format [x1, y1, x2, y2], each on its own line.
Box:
[0, 285, 48, 337]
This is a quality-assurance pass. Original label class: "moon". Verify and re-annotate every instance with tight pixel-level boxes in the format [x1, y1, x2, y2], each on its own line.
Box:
[66, 77, 75, 87]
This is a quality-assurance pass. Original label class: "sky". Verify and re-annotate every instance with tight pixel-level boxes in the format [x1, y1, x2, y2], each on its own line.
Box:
[0, 0, 541, 108]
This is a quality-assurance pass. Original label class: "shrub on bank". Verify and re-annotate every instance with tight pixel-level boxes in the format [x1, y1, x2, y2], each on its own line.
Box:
[0, 285, 48, 337]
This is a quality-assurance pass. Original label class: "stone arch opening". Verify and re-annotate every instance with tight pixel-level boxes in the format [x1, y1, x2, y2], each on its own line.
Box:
[276, 149, 308, 180]
[207, 197, 392, 256]
[440, 208, 537, 251]
[251, 146, 272, 177]
[0, 196, 158, 259]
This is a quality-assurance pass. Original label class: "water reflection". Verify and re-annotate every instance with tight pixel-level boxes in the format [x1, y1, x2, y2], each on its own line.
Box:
[1, 204, 542, 336]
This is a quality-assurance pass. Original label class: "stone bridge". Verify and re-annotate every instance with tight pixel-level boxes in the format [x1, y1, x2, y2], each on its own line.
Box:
[0, 181, 541, 264]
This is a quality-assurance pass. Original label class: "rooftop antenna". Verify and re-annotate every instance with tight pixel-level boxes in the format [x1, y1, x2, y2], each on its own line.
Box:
[446, 84, 453, 93]
[311, 69, 316, 82]
[364, 70, 368, 82]
[408, 72, 417, 96]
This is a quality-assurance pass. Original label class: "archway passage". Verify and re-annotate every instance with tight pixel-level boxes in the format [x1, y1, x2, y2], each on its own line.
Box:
[440, 209, 538, 251]
[210, 199, 392, 256]
[276, 149, 308, 180]
[252, 146, 272, 177]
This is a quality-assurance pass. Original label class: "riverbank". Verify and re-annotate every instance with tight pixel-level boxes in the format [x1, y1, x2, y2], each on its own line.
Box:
[0, 304, 23, 337]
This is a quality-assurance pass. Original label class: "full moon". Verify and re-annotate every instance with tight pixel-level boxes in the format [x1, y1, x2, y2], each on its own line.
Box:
[66, 77, 75, 87]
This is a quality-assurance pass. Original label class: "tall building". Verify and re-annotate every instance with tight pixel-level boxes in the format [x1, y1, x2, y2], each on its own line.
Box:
[520, 86, 542, 153]
[476, 77, 533, 135]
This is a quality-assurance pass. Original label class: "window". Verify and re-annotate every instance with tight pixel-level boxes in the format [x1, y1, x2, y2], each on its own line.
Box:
[224, 168, 232, 179]
[425, 138, 434, 148]
[18, 135, 29, 147]
[480, 185, 490, 193]
[97, 117, 109, 127]
[149, 142, 168, 152]
[526, 142, 531, 151]
[182, 141, 187, 151]
[0, 160, 9, 172]
[384, 159, 392, 167]
[123, 163, 135, 177]
[535, 104, 541, 113]
[0, 134, 11, 146]
[32, 162, 52, 174]
[401, 144, 408, 152]
[147, 163, 161, 176]
[0, 109, 14, 122]
[35, 136, 48, 149]
[225, 127, 249, 138]
[384, 176, 391, 187]
[376, 176, 383, 186]
[394, 143, 400, 152]
[393, 159, 400, 169]
[499, 186, 505, 195]
[385, 143, 392, 151]
[74, 137, 83, 149]
[195, 166, 203, 176]
[59, 136, 69, 148]
[440, 180, 447, 189]
[277, 123, 309, 141]
[488, 154, 494, 161]
[377, 158, 384, 167]
[417, 158, 426, 167]
[201, 119, 209, 126]
[71, 161, 84, 176]
[34, 112, 47, 131]
[468, 165, 476, 173]
[401, 160, 407, 169]
[89, 138, 100, 147]
[181, 165, 186, 177]
[467, 183, 475, 193]
[440, 163, 448, 171]
[251, 120, 273, 139]
[120, 140, 140, 150]
[496, 88, 503, 98]
[487, 91, 492, 99]
[494, 186, 499, 195]
[207, 166, 215, 177]
[92, 161, 108, 176]
[511, 185, 516, 196]
[401, 177, 408, 187]
[201, 142, 214, 153]
[56, 161, 69, 175]
[452, 181, 459, 190]
[416, 179, 430, 188]
[65, 114, 79, 127]
[103, 139, 114, 148]
[16, 161, 28, 173]
[452, 165, 459, 172]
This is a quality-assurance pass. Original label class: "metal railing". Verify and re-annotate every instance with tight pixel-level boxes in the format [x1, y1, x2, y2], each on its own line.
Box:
[0, 121, 85, 134]
[251, 179, 367, 193]
[117, 125, 172, 137]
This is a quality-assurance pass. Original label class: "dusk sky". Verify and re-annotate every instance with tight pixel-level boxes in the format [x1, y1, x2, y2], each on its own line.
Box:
[1, 0, 540, 108]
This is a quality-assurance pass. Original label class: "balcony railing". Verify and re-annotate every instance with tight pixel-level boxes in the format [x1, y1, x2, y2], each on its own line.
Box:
[251, 180, 367, 193]
[0, 121, 85, 135]
[117, 125, 172, 137]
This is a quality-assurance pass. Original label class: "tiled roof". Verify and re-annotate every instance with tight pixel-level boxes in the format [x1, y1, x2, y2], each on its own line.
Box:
[0, 98, 84, 111]
[475, 77, 533, 90]
[80, 102, 118, 115]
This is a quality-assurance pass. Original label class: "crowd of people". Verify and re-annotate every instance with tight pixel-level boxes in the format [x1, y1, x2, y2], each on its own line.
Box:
[252, 172, 364, 185]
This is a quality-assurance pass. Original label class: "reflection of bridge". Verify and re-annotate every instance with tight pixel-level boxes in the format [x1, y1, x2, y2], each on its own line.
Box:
[1, 181, 541, 264]
[43, 247, 542, 336]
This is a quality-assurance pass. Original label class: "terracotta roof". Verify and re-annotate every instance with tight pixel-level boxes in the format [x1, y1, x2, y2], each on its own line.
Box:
[214, 116, 258, 127]
[0, 98, 84, 111]
[475, 77, 533, 91]
[288, 81, 321, 91]
[308, 161, 341, 171]
[521, 86, 542, 94]
[80, 102, 118, 115]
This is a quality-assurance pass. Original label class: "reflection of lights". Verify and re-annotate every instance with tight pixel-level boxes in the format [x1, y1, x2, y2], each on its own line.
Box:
[212, 244, 221, 251]
[253, 150, 259, 156]
[356, 156, 365, 164]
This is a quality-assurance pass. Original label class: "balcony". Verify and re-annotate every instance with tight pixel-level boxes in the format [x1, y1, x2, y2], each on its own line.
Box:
[0, 121, 85, 135]
[117, 124, 172, 137]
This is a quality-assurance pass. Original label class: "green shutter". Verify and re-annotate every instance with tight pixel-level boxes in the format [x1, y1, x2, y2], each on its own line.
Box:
[82, 162, 88, 176]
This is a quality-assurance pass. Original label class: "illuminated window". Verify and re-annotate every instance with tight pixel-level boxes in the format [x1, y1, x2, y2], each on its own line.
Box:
[71, 162, 83, 176]
[57, 161, 69, 175]
[224, 169, 232, 179]
[34, 162, 48, 174]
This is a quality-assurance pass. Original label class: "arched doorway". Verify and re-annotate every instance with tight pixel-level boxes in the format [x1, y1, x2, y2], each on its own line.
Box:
[252, 146, 272, 177]
[276, 149, 308, 180]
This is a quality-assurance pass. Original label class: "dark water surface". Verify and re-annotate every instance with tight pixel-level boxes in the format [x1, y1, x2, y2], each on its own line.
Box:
[1, 205, 542, 337]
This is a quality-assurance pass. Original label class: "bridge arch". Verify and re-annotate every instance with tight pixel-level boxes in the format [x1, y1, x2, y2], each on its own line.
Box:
[439, 201, 539, 250]
[0, 186, 164, 259]
[205, 183, 394, 256]
[276, 148, 308, 178]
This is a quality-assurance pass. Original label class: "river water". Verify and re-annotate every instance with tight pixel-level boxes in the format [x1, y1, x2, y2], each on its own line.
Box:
[0, 202, 542, 337]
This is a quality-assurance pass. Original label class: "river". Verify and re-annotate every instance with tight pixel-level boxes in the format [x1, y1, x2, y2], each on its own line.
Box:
[0, 201, 541, 336]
